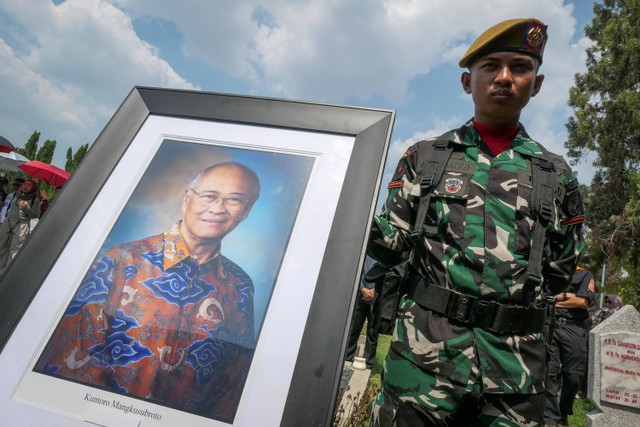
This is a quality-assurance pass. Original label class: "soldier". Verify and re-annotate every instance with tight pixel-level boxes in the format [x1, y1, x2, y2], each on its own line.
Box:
[344, 256, 380, 370]
[544, 266, 595, 427]
[367, 18, 585, 426]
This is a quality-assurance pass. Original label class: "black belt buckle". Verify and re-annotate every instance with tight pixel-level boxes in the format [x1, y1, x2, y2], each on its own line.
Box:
[557, 317, 567, 326]
[447, 291, 475, 323]
[471, 299, 497, 331]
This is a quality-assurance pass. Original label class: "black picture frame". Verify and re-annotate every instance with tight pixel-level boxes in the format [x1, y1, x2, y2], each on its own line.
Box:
[0, 87, 394, 426]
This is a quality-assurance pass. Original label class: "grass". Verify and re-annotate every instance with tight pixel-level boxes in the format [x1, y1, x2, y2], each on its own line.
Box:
[569, 397, 595, 427]
[367, 333, 391, 397]
[342, 333, 596, 427]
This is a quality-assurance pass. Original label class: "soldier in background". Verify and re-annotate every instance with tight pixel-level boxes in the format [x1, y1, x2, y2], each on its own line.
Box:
[544, 266, 596, 427]
[367, 18, 584, 426]
[344, 256, 379, 370]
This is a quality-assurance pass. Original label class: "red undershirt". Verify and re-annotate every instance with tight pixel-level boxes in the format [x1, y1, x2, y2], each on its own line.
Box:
[473, 120, 520, 156]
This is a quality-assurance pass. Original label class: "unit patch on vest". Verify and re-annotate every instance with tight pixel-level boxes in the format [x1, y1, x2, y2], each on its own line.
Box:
[444, 177, 464, 194]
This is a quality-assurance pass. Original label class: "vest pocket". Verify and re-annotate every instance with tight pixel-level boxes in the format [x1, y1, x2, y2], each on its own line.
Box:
[423, 171, 471, 238]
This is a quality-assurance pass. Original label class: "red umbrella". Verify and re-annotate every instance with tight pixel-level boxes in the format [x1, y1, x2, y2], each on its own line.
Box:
[19, 160, 70, 187]
[0, 136, 16, 153]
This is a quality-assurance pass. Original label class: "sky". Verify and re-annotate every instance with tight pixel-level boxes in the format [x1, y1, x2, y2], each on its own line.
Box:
[0, 0, 598, 190]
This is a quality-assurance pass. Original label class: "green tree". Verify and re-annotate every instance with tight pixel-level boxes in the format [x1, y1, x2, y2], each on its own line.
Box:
[16, 131, 40, 160]
[65, 143, 88, 173]
[565, 0, 640, 308]
[36, 139, 57, 164]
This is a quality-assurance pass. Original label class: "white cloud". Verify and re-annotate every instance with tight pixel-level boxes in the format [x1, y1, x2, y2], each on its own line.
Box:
[109, 0, 595, 180]
[0, 0, 594, 182]
[109, 0, 261, 80]
[0, 0, 195, 164]
[106, 0, 583, 104]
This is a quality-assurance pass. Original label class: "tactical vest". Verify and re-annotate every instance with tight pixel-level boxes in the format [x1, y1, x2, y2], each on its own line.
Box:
[404, 131, 563, 334]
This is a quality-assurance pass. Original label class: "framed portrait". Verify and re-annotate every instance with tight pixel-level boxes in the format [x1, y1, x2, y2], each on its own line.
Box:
[0, 87, 394, 426]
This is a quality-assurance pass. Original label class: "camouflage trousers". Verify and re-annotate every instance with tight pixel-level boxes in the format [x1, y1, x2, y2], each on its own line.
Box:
[370, 298, 545, 426]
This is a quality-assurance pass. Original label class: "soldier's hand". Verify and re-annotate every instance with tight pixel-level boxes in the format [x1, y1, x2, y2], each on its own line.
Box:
[361, 288, 375, 301]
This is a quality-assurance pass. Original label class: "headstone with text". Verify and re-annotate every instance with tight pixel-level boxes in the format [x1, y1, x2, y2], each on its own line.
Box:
[600, 332, 640, 408]
[588, 305, 640, 426]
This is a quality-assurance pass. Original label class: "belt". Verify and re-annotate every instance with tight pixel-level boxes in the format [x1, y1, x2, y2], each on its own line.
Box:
[556, 317, 586, 327]
[406, 274, 547, 335]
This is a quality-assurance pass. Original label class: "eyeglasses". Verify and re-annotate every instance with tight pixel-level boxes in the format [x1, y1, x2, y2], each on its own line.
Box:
[189, 188, 249, 211]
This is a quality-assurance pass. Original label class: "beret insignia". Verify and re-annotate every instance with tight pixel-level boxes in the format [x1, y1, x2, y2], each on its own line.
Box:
[526, 25, 544, 48]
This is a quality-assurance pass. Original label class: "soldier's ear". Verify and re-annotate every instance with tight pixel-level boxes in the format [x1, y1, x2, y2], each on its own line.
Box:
[461, 72, 472, 94]
[532, 74, 545, 97]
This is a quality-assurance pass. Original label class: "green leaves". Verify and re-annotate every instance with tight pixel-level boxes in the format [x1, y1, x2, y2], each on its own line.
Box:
[565, 0, 640, 308]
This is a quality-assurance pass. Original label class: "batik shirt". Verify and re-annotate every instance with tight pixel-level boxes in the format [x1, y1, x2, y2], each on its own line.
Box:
[36, 222, 254, 422]
[368, 120, 585, 394]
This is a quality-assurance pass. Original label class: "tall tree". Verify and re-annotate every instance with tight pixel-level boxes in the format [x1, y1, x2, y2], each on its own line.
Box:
[16, 131, 40, 160]
[65, 147, 73, 171]
[36, 139, 57, 164]
[65, 143, 89, 173]
[565, 0, 640, 307]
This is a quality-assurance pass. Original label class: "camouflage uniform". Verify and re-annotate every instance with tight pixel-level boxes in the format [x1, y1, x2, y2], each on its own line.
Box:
[368, 120, 584, 426]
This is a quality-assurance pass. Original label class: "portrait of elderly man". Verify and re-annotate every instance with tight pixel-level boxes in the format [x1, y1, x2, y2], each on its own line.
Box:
[35, 161, 260, 422]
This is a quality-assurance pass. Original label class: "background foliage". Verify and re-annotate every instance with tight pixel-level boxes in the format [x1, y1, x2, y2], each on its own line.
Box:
[565, 0, 640, 309]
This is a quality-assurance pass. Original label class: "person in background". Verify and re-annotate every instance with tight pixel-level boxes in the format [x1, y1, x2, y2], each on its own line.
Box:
[39, 186, 61, 217]
[0, 179, 40, 274]
[592, 294, 624, 328]
[0, 178, 25, 223]
[544, 266, 595, 427]
[344, 256, 380, 370]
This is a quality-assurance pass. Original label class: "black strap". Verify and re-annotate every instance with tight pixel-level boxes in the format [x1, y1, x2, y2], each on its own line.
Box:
[407, 274, 547, 334]
[555, 316, 586, 327]
[409, 134, 454, 241]
[524, 156, 556, 304]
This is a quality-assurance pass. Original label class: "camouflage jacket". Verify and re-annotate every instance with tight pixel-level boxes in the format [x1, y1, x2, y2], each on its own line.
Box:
[368, 120, 585, 394]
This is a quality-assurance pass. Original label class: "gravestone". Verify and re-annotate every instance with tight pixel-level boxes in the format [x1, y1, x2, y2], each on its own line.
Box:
[588, 305, 640, 426]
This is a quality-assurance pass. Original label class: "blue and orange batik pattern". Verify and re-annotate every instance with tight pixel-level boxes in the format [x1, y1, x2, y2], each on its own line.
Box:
[35, 222, 255, 423]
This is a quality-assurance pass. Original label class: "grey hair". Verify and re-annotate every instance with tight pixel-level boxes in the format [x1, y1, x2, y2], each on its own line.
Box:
[187, 162, 260, 204]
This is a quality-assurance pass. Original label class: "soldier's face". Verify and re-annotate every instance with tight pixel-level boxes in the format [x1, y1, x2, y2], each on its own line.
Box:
[181, 166, 255, 244]
[461, 52, 544, 126]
